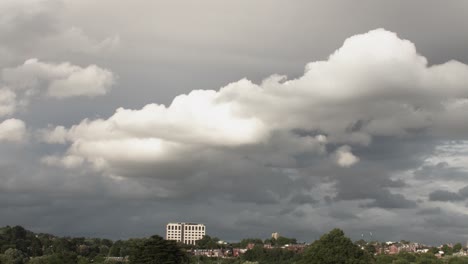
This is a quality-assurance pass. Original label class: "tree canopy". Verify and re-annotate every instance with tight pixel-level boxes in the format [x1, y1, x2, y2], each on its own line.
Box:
[128, 235, 188, 264]
[300, 228, 374, 264]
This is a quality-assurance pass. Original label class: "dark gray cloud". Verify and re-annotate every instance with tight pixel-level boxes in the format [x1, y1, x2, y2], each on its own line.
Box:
[428, 190, 463, 202]
[428, 185, 468, 202]
[417, 207, 442, 215]
[415, 162, 468, 181]
[363, 192, 418, 209]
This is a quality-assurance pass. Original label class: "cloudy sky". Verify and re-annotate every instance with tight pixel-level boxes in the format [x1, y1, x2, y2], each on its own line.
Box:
[1, 0, 468, 245]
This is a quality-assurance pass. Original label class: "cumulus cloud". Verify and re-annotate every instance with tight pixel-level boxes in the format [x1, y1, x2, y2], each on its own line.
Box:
[333, 145, 360, 167]
[2, 58, 115, 98]
[38, 125, 67, 143]
[40, 29, 468, 184]
[0, 118, 26, 142]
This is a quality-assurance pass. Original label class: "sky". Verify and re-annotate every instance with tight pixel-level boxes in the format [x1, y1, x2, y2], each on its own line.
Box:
[1, 0, 468, 245]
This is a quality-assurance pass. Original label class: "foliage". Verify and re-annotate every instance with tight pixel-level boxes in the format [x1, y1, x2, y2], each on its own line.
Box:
[375, 252, 444, 264]
[453, 243, 463, 253]
[233, 239, 264, 249]
[264, 237, 297, 247]
[299, 228, 374, 264]
[242, 245, 299, 264]
[375, 254, 396, 264]
[425, 247, 439, 254]
[128, 235, 188, 264]
[414, 253, 443, 264]
[449, 257, 468, 264]
[393, 259, 410, 264]
[0, 248, 27, 264]
[196, 236, 222, 249]
[396, 251, 417, 263]
[442, 244, 454, 255]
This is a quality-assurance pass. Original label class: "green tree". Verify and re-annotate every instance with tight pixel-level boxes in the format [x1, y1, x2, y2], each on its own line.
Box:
[428, 247, 439, 254]
[242, 245, 298, 264]
[129, 235, 188, 264]
[375, 254, 395, 264]
[449, 257, 468, 264]
[237, 239, 263, 248]
[454, 243, 463, 253]
[396, 251, 416, 263]
[28, 253, 78, 264]
[354, 239, 366, 247]
[393, 259, 410, 264]
[299, 228, 374, 264]
[1, 248, 27, 264]
[275, 237, 297, 246]
[196, 236, 220, 249]
[415, 253, 443, 264]
[442, 244, 454, 255]
[364, 244, 376, 255]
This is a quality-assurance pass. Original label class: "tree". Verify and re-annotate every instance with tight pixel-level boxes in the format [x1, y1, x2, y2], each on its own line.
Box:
[299, 228, 374, 264]
[428, 247, 439, 254]
[396, 252, 416, 263]
[238, 239, 263, 248]
[375, 254, 395, 264]
[448, 257, 468, 264]
[442, 244, 454, 255]
[196, 235, 220, 249]
[129, 235, 188, 264]
[242, 245, 298, 264]
[364, 244, 376, 255]
[275, 236, 297, 246]
[454, 243, 463, 253]
[393, 260, 410, 264]
[354, 239, 366, 247]
[0, 248, 27, 264]
[415, 253, 443, 264]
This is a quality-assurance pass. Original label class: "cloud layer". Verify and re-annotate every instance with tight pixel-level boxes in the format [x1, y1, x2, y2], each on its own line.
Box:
[1, 0, 468, 245]
[43, 29, 468, 181]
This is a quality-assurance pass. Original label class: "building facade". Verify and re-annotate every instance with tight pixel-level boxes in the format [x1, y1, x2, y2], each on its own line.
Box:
[166, 222, 206, 245]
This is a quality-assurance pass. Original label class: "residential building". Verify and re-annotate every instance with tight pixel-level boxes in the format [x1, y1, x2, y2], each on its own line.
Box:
[166, 222, 206, 245]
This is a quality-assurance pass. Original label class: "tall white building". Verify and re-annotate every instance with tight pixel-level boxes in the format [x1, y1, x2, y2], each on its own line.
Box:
[166, 222, 206, 245]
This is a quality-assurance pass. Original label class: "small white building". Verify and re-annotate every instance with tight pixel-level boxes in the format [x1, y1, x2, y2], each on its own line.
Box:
[166, 222, 206, 245]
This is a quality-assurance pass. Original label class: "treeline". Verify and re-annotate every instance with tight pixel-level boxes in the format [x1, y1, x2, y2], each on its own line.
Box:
[2, 225, 468, 264]
[0, 226, 185, 264]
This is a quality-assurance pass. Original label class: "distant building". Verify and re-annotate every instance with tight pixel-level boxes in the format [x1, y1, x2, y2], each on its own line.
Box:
[272, 232, 280, 240]
[166, 222, 206, 245]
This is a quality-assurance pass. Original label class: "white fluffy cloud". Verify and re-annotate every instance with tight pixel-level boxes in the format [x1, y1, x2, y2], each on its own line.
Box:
[333, 145, 360, 167]
[0, 118, 26, 142]
[42, 29, 468, 177]
[2, 58, 115, 98]
[38, 125, 67, 143]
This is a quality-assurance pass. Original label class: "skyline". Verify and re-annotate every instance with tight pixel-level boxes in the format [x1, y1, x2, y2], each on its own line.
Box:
[1, 0, 468, 245]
